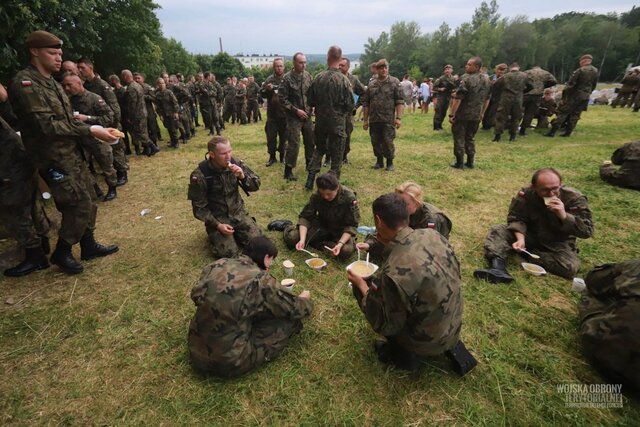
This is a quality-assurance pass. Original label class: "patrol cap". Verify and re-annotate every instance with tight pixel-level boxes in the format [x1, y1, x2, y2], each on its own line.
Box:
[580, 54, 593, 61]
[26, 31, 63, 49]
[444, 64, 453, 69]
[376, 59, 388, 68]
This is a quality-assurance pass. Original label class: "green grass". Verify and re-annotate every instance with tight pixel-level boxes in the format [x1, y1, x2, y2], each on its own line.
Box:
[1, 106, 639, 425]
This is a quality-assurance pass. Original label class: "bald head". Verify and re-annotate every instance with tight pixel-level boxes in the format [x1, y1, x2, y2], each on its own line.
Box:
[121, 69, 133, 83]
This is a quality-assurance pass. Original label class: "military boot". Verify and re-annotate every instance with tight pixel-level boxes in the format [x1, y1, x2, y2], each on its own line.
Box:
[465, 154, 474, 169]
[80, 230, 119, 261]
[473, 257, 514, 284]
[103, 186, 117, 201]
[50, 239, 83, 275]
[284, 166, 297, 181]
[304, 172, 316, 191]
[372, 156, 384, 169]
[519, 126, 526, 136]
[385, 158, 394, 171]
[116, 171, 128, 186]
[149, 143, 160, 156]
[560, 128, 572, 137]
[279, 152, 284, 163]
[450, 154, 464, 169]
[544, 124, 558, 137]
[93, 183, 104, 199]
[374, 340, 420, 372]
[265, 154, 276, 167]
[41, 236, 51, 254]
[492, 133, 502, 142]
[4, 246, 50, 277]
[509, 132, 517, 142]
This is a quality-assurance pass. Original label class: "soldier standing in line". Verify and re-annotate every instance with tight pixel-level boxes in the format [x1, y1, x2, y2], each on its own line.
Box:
[235, 79, 248, 125]
[121, 69, 158, 156]
[493, 63, 531, 142]
[210, 74, 225, 131]
[154, 78, 180, 148]
[432, 64, 456, 131]
[611, 69, 639, 108]
[338, 57, 366, 164]
[519, 65, 556, 135]
[362, 59, 403, 171]
[481, 63, 507, 131]
[279, 52, 314, 181]
[108, 74, 132, 155]
[448, 57, 490, 169]
[195, 72, 214, 135]
[599, 140, 640, 190]
[188, 136, 262, 259]
[188, 236, 313, 378]
[282, 172, 359, 261]
[187, 74, 199, 127]
[304, 45, 354, 189]
[223, 77, 237, 124]
[545, 54, 598, 138]
[9, 30, 119, 274]
[348, 193, 474, 375]
[261, 58, 288, 166]
[134, 73, 161, 145]
[169, 74, 194, 143]
[474, 168, 594, 283]
[245, 76, 261, 123]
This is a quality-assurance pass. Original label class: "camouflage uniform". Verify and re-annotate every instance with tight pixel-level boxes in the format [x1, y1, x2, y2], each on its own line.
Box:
[234, 84, 248, 124]
[9, 65, 98, 245]
[306, 67, 354, 178]
[279, 69, 315, 169]
[283, 185, 359, 260]
[483, 186, 594, 278]
[69, 90, 118, 188]
[170, 82, 193, 140]
[363, 75, 403, 162]
[611, 71, 639, 108]
[223, 83, 237, 123]
[246, 81, 261, 123]
[195, 80, 216, 133]
[154, 88, 180, 146]
[112, 85, 131, 153]
[451, 72, 490, 160]
[481, 74, 504, 130]
[213, 80, 224, 129]
[344, 73, 366, 160]
[550, 63, 598, 135]
[188, 157, 262, 258]
[352, 227, 463, 357]
[141, 82, 161, 143]
[122, 80, 152, 152]
[520, 67, 556, 131]
[599, 141, 640, 190]
[188, 255, 313, 378]
[578, 260, 640, 389]
[536, 96, 557, 129]
[261, 75, 287, 159]
[494, 69, 531, 136]
[432, 74, 456, 130]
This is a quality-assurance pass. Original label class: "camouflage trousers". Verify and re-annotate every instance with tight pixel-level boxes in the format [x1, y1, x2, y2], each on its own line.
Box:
[433, 95, 450, 129]
[179, 105, 192, 138]
[451, 119, 478, 158]
[520, 94, 541, 130]
[285, 117, 314, 169]
[128, 118, 152, 150]
[0, 182, 50, 249]
[205, 214, 262, 259]
[481, 98, 499, 129]
[610, 91, 634, 108]
[235, 102, 248, 124]
[160, 114, 180, 145]
[369, 122, 396, 160]
[344, 115, 354, 159]
[223, 101, 236, 123]
[111, 139, 128, 173]
[200, 102, 214, 132]
[495, 96, 523, 135]
[307, 118, 347, 178]
[599, 164, 640, 190]
[265, 117, 287, 157]
[283, 221, 354, 261]
[536, 113, 551, 129]
[483, 224, 580, 278]
[188, 317, 303, 378]
[551, 98, 589, 133]
[146, 110, 161, 143]
[246, 99, 260, 123]
[83, 140, 117, 188]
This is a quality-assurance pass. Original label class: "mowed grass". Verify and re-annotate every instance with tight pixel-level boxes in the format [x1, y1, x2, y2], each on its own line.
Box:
[1, 105, 639, 426]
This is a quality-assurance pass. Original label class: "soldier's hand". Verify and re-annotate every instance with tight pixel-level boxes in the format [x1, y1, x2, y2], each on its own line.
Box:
[299, 290, 311, 299]
[0, 83, 7, 102]
[347, 270, 368, 294]
[512, 240, 526, 252]
[329, 244, 341, 257]
[363, 122, 368, 131]
[75, 113, 90, 122]
[296, 108, 309, 120]
[356, 242, 369, 251]
[174, 113, 179, 120]
[448, 115, 456, 124]
[229, 163, 245, 179]
[265, 83, 273, 91]
[547, 197, 567, 220]
[395, 118, 402, 129]
[217, 223, 235, 235]
[90, 126, 118, 143]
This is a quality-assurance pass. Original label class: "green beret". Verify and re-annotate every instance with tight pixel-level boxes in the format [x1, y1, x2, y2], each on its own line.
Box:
[26, 31, 63, 49]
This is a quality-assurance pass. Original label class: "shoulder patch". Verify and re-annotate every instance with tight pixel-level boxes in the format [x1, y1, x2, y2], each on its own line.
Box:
[190, 175, 200, 184]
[569, 206, 578, 212]
[21, 80, 33, 87]
[518, 191, 525, 197]
[352, 200, 358, 206]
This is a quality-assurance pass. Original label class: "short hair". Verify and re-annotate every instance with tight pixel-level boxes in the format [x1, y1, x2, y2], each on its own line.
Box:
[531, 168, 563, 186]
[108, 74, 120, 83]
[328, 45, 342, 62]
[203, 71, 211, 79]
[496, 63, 508, 72]
[244, 236, 278, 270]
[340, 57, 351, 67]
[62, 72, 81, 81]
[372, 193, 409, 229]
[403, 74, 410, 79]
[77, 57, 93, 67]
[293, 52, 305, 62]
[207, 136, 230, 152]
[315, 172, 339, 191]
[469, 56, 483, 69]
[273, 57, 284, 66]
[395, 181, 423, 205]
[509, 62, 520, 69]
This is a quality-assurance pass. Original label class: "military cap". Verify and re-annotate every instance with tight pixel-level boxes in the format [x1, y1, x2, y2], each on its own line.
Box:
[444, 64, 453, 69]
[580, 54, 593, 61]
[376, 59, 388, 68]
[26, 31, 63, 49]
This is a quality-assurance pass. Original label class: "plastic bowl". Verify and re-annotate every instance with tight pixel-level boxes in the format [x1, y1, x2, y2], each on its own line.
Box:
[346, 260, 379, 278]
[305, 257, 327, 271]
[281, 278, 295, 290]
[521, 262, 547, 276]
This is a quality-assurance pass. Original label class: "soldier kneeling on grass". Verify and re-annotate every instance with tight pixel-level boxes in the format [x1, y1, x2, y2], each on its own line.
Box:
[188, 236, 313, 378]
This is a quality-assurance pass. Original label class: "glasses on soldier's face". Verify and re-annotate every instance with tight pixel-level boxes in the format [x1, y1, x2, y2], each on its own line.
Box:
[537, 185, 561, 196]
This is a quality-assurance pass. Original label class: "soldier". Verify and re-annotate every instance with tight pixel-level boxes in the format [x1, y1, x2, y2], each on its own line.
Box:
[481, 63, 507, 130]
[108, 74, 132, 155]
[279, 52, 315, 181]
[234, 79, 248, 125]
[261, 58, 287, 166]
[348, 193, 474, 375]
[536, 88, 557, 129]
[9, 30, 119, 274]
[610, 69, 639, 108]
[519, 65, 556, 135]
[121, 69, 158, 156]
[154, 78, 180, 148]
[599, 140, 640, 190]
[304, 45, 354, 188]
[432, 64, 455, 131]
[545, 54, 598, 138]
[210, 74, 225, 131]
[362, 59, 403, 171]
[448, 57, 490, 169]
[338, 57, 366, 164]
[188, 236, 313, 378]
[223, 77, 237, 124]
[474, 168, 594, 283]
[188, 136, 262, 258]
[169, 74, 193, 143]
[187, 74, 199, 127]
[62, 73, 119, 201]
[134, 73, 161, 145]
[61, 60, 79, 76]
[493, 63, 532, 142]
[1, 84, 51, 277]
[195, 73, 213, 135]
[578, 260, 640, 390]
[282, 173, 359, 261]
[245, 76, 261, 123]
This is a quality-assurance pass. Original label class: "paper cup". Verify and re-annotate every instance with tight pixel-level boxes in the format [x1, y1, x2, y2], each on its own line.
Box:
[282, 260, 294, 276]
[281, 278, 295, 290]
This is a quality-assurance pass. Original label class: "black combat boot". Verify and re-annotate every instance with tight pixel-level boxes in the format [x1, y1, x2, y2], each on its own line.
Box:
[41, 236, 51, 254]
[509, 132, 517, 142]
[473, 257, 514, 284]
[93, 183, 104, 199]
[465, 154, 474, 169]
[560, 128, 572, 137]
[267, 220, 293, 231]
[304, 172, 316, 191]
[116, 171, 128, 186]
[450, 154, 464, 169]
[519, 126, 526, 136]
[279, 152, 284, 163]
[80, 230, 119, 261]
[148, 143, 159, 156]
[50, 239, 83, 275]
[265, 154, 276, 167]
[284, 166, 297, 181]
[544, 124, 558, 137]
[492, 133, 502, 142]
[385, 158, 394, 171]
[4, 246, 50, 277]
[374, 340, 420, 372]
[372, 156, 384, 169]
[103, 186, 117, 201]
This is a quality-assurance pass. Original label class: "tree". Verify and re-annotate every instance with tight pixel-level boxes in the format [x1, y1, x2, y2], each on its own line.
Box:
[209, 53, 245, 80]
[160, 37, 197, 76]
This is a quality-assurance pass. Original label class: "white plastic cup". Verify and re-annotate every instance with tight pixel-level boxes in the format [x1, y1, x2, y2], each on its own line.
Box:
[281, 278, 295, 290]
[283, 260, 294, 277]
[572, 278, 586, 292]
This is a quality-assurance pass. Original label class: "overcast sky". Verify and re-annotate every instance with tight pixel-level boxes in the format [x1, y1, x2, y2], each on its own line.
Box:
[155, 1, 637, 55]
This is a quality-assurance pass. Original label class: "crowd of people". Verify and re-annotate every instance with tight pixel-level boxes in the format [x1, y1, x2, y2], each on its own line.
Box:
[1, 30, 639, 388]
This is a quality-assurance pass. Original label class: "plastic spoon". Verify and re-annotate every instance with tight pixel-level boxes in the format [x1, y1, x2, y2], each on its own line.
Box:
[298, 248, 318, 258]
[521, 249, 540, 259]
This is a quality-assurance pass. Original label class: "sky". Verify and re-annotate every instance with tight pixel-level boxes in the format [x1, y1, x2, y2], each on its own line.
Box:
[155, 1, 637, 55]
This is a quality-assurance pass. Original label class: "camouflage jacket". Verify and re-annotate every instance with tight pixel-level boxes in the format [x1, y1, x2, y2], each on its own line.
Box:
[213, 81, 224, 103]
[84, 75, 121, 126]
[564, 64, 598, 101]
[619, 72, 640, 93]
[308, 67, 354, 127]
[188, 158, 260, 227]
[260, 74, 286, 119]
[141, 83, 157, 116]
[154, 88, 180, 117]
[358, 227, 463, 356]
[279, 70, 313, 118]
[452, 72, 490, 121]
[170, 82, 192, 106]
[500, 70, 532, 100]
[194, 80, 214, 106]
[524, 67, 557, 96]
[298, 185, 360, 237]
[189, 255, 313, 374]
[363, 75, 403, 124]
[8, 65, 91, 169]
[122, 81, 147, 122]
[347, 73, 366, 109]
[538, 97, 557, 116]
[223, 84, 237, 104]
[69, 90, 115, 127]
[246, 81, 260, 101]
[506, 186, 594, 245]
[0, 114, 36, 205]
[433, 74, 456, 99]
[234, 85, 246, 104]
[605, 141, 640, 188]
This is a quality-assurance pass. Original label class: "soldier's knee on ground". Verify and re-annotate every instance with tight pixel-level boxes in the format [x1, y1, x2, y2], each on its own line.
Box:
[543, 256, 580, 279]
[338, 241, 355, 261]
[282, 226, 300, 249]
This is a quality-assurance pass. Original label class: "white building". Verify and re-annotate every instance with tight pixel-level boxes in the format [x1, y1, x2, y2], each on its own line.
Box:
[234, 54, 282, 69]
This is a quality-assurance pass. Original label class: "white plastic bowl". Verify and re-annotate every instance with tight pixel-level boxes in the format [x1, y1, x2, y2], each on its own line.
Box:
[346, 260, 379, 278]
[521, 262, 547, 276]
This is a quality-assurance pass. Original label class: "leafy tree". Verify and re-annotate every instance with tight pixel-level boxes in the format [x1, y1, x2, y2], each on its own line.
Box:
[209, 52, 245, 80]
[160, 37, 198, 76]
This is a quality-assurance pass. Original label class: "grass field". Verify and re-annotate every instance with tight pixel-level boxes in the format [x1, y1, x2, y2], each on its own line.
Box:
[1, 105, 639, 426]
